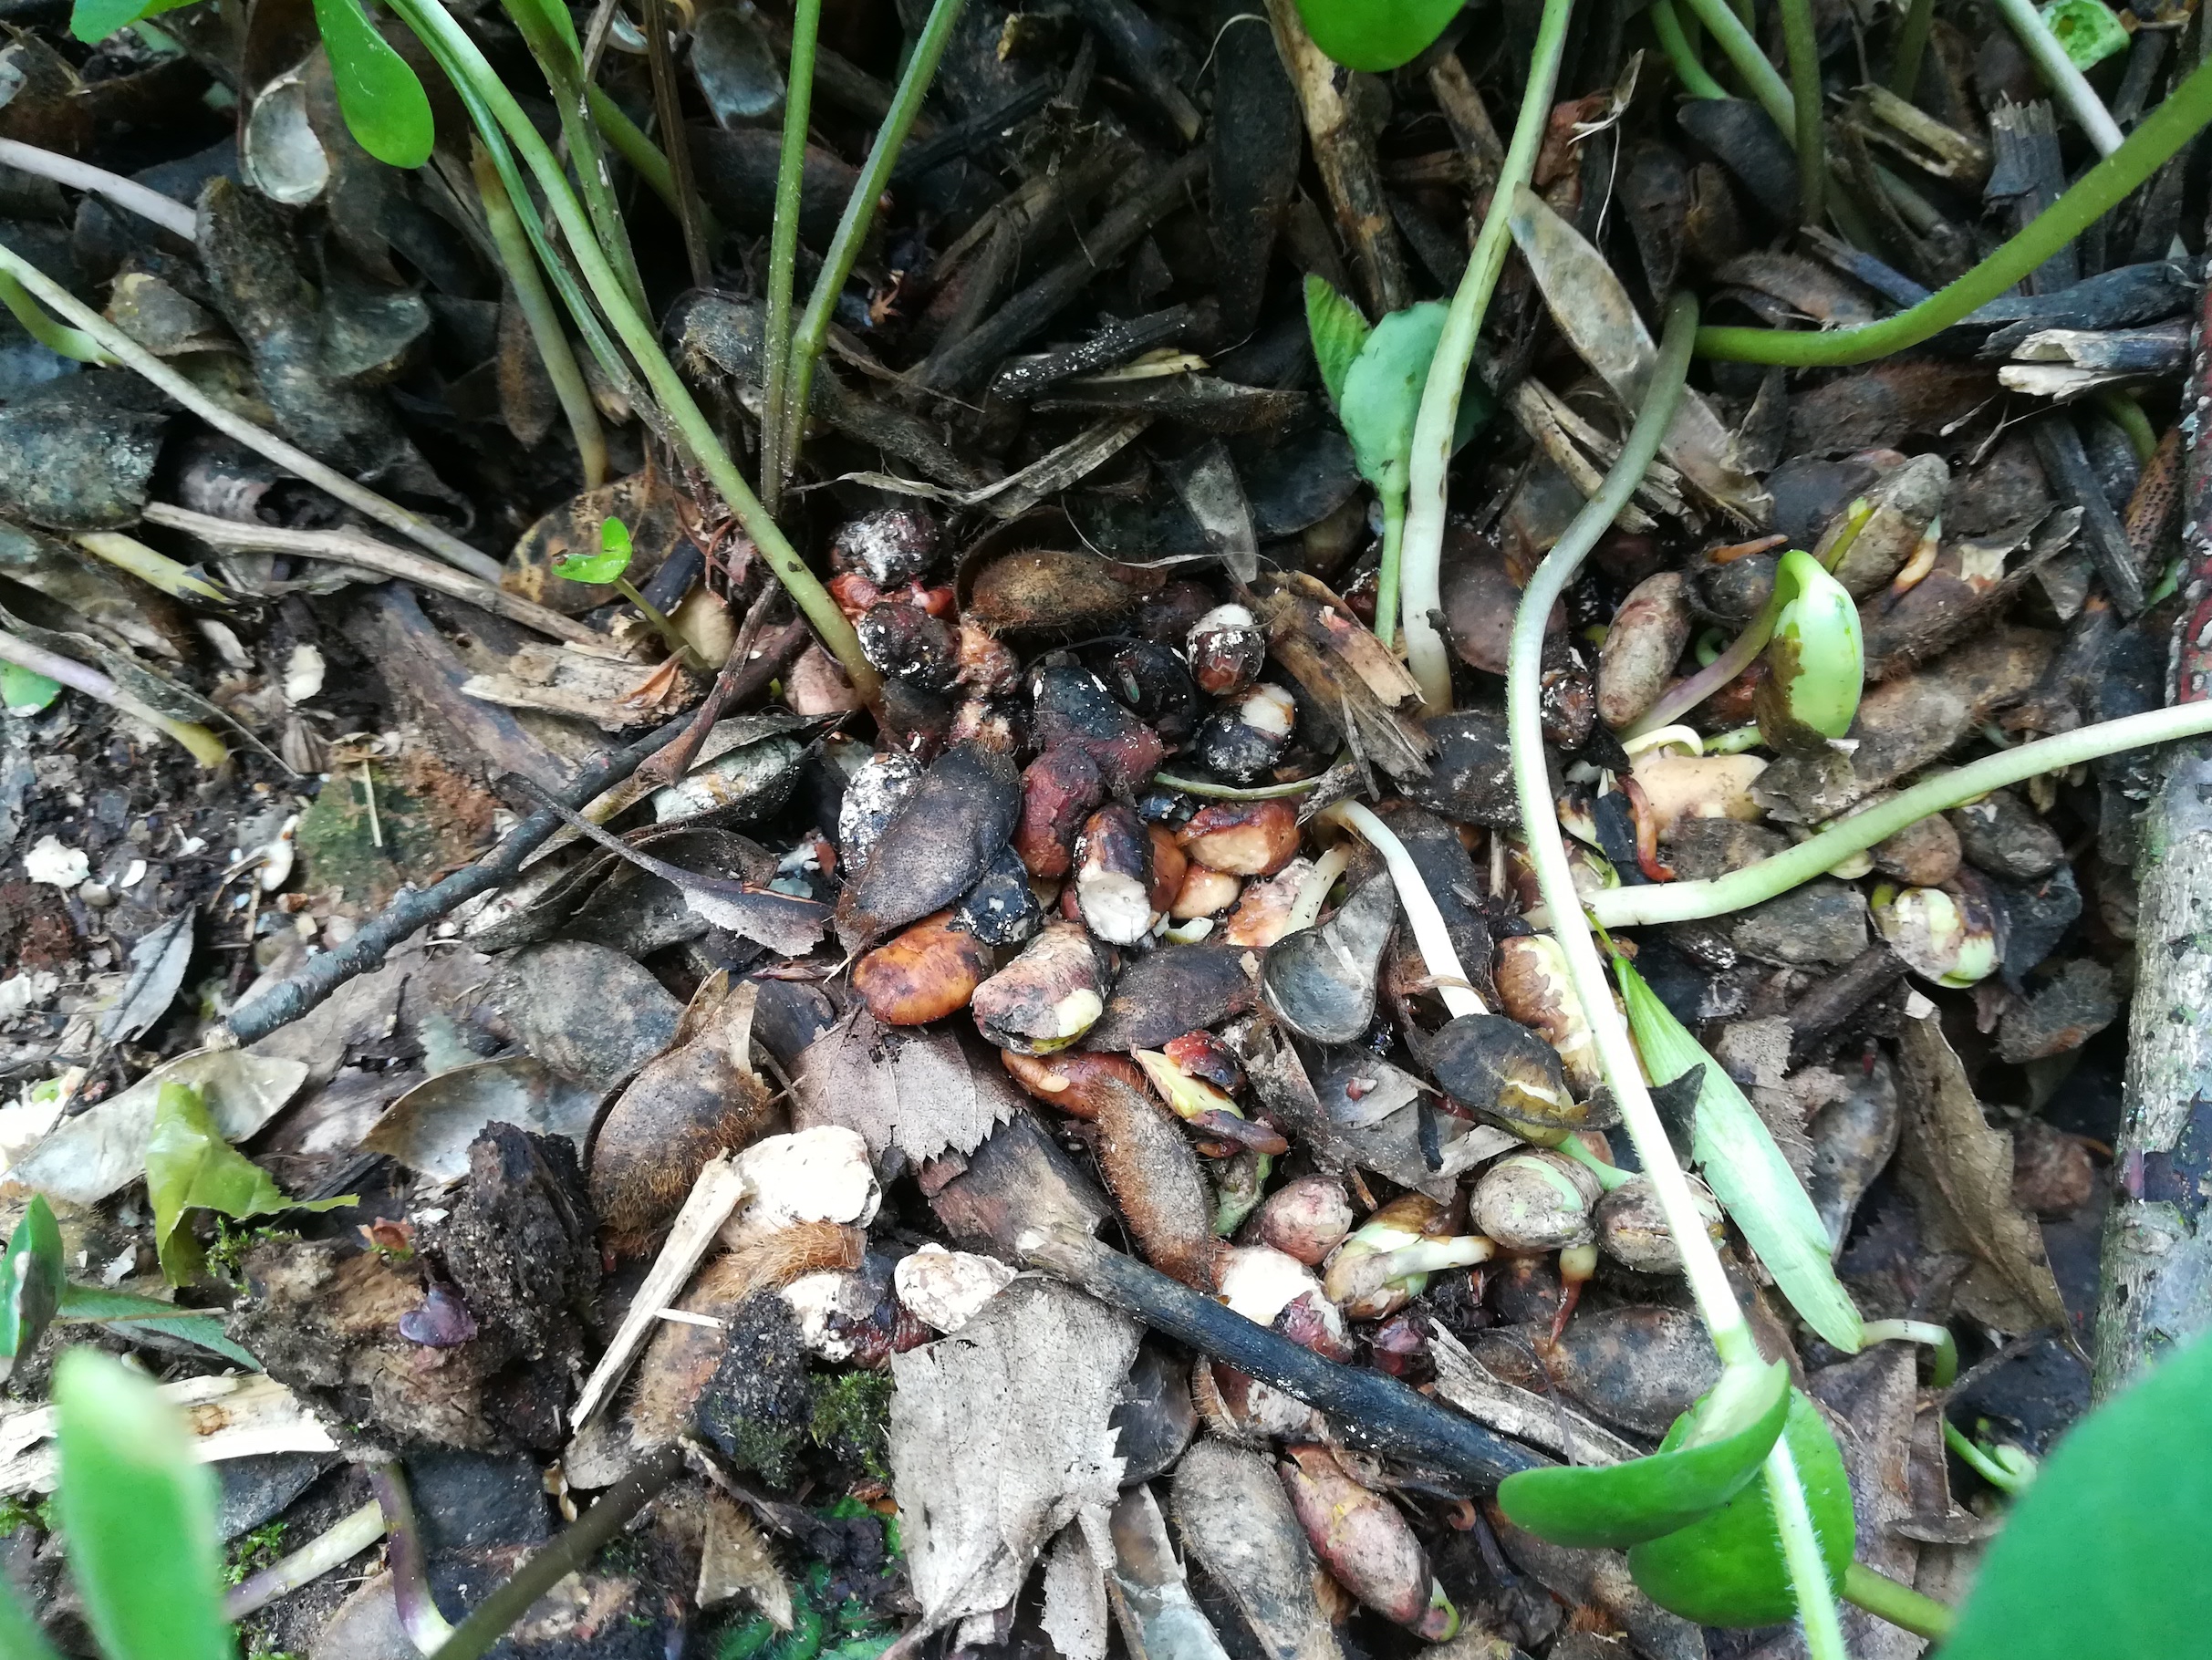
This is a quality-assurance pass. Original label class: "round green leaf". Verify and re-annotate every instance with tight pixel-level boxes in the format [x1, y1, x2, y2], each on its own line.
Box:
[1339, 302, 1450, 497]
[1, 662, 60, 716]
[552, 518, 636, 586]
[1498, 1359, 1791, 1549]
[1293, 0, 1462, 71]
[54, 1349, 233, 1660]
[1940, 1332, 2212, 1660]
[309, 0, 435, 169]
[0, 1197, 65, 1378]
[1760, 550, 1863, 744]
[1628, 1390, 1854, 1627]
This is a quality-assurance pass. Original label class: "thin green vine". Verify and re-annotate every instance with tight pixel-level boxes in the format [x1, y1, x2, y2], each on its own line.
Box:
[1399, 0, 1575, 711]
[1698, 50, 2212, 364]
[1653, 0, 1729, 99]
[759, 0, 823, 515]
[1777, 0, 1827, 224]
[1505, 291, 1849, 1660]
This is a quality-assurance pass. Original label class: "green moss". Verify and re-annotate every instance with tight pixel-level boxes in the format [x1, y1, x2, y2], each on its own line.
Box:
[224, 1520, 287, 1586]
[807, 1372, 892, 1481]
[292, 763, 469, 910]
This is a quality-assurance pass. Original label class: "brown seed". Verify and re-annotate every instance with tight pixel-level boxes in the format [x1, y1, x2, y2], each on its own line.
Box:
[1596, 571, 1692, 730]
[1255, 1175, 1354, 1265]
[1494, 933, 1604, 1096]
[1178, 798, 1302, 877]
[1013, 745, 1106, 879]
[1220, 861, 1308, 948]
[999, 1048, 1148, 1118]
[1075, 803, 1158, 945]
[1278, 1444, 1456, 1637]
[1629, 752, 1768, 838]
[1594, 1173, 1723, 1272]
[1869, 797, 1963, 887]
[1148, 824, 1188, 913]
[971, 921, 1110, 1053]
[1170, 864, 1242, 919]
[852, 911, 992, 1026]
[1470, 1151, 1599, 1251]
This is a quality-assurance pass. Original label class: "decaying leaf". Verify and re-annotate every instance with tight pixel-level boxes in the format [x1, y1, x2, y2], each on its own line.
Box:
[13, 1049, 310, 1206]
[1040, 1522, 1111, 1660]
[1894, 1011, 2072, 1336]
[94, 911, 194, 1045]
[1505, 185, 1771, 525]
[889, 1277, 1138, 1630]
[361, 1056, 606, 1182]
[792, 1010, 1019, 1164]
[145, 1084, 353, 1283]
[0, 1374, 336, 1495]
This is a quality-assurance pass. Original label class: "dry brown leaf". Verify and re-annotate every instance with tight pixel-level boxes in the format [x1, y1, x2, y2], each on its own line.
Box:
[889, 1278, 1137, 1631]
[1893, 1012, 2071, 1336]
[791, 1011, 1018, 1164]
[1505, 184, 1772, 525]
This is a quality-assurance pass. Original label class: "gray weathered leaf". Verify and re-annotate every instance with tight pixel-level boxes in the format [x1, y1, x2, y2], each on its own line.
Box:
[360, 1056, 606, 1181]
[95, 911, 193, 1043]
[791, 1012, 1017, 1164]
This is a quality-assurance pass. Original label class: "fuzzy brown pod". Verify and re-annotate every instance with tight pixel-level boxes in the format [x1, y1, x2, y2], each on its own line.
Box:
[1419, 1012, 1584, 1136]
[1596, 572, 1692, 731]
[971, 922, 1114, 1054]
[1177, 799, 1303, 876]
[836, 740, 1022, 949]
[590, 975, 778, 1240]
[1000, 1049, 1149, 1118]
[963, 546, 1143, 632]
[1092, 1074, 1220, 1289]
[1278, 1444, 1458, 1638]
[853, 912, 994, 1027]
[1262, 874, 1397, 1045]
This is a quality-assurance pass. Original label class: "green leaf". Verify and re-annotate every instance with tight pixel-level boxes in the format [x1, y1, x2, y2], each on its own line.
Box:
[1293, 0, 1462, 71]
[0, 1582, 61, 1660]
[1340, 301, 1452, 499]
[67, 0, 193, 44]
[553, 515, 636, 585]
[1, 663, 60, 715]
[145, 1084, 351, 1286]
[1627, 1389, 1854, 1627]
[2039, 0, 2129, 67]
[1499, 1358, 1791, 1548]
[54, 1349, 234, 1660]
[1758, 550, 1863, 746]
[1304, 275, 1371, 410]
[1615, 956, 1864, 1351]
[1939, 1332, 2212, 1658]
[308, 0, 435, 168]
[57, 1283, 262, 1370]
[0, 1198, 64, 1381]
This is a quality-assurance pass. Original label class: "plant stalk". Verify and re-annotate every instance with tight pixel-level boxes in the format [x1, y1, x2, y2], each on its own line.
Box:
[0, 137, 196, 239]
[1989, 0, 2125, 153]
[224, 1499, 385, 1621]
[1698, 50, 2212, 364]
[470, 140, 609, 489]
[1400, 0, 1575, 711]
[74, 531, 231, 605]
[1653, 0, 1729, 99]
[1374, 487, 1407, 650]
[1678, 0, 1796, 131]
[775, 0, 967, 494]
[1778, 0, 1828, 224]
[1323, 799, 1489, 1017]
[389, 0, 878, 701]
[1842, 1561, 1958, 1639]
[0, 271, 110, 362]
[1507, 293, 1853, 1654]
[367, 1459, 454, 1652]
[0, 628, 226, 766]
[759, 0, 822, 515]
[0, 238, 503, 583]
[1579, 697, 2212, 928]
[432, 1445, 684, 1660]
[1888, 0, 1937, 96]
[641, 0, 712, 289]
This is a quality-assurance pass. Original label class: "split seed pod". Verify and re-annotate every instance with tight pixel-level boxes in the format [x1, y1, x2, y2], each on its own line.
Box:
[1187, 603, 1269, 698]
[1495, 933, 1604, 1095]
[1756, 550, 1864, 750]
[1075, 803, 1159, 945]
[1471, 1151, 1600, 1251]
[1178, 799, 1303, 877]
[971, 921, 1111, 1053]
[1278, 1444, 1460, 1640]
[1421, 1012, 1584, 1136]
[1321, 1194, 1492, 1321]
[1262, 873, 1396, 1044]
[1871, 880, 1999, 987]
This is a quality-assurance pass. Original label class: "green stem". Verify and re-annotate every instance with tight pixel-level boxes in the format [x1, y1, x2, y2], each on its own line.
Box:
[1778, 0, 1827, 224]
[0, 628, 227, 767]
[776, 0, 967, 494]
[1557, 1135, 1636, 1190]
[499, 0, 650, 318]
[1151, 769, 1332, 799]
[1508, 294, 1853, 1655]
[1862, 1316, 1958, 1385]
[1401, 0, 1575, 712]
[1679, 0, 1797, 131]
[389, 0, 879, 702]
[759, 0, 821, 516]
[1584, 696, 2212, 928]
[0, 236, 503, 582]
[614, 576, 707, 669]
[1374, 485, 1407, 651]
[1323, 800, 1490, 1018]
[472, 139, 608, 489]
[74, 531, 231, 605]
[0, 270, 110, 361]
[1842, 1562, 1958, 1639]
[1942, 1420, 2036, 1493]
[1653, 0, 1729, 99]
[1625, 591, 1781, 738]
[1700, 50, 2212, 364]
[2097, 386, 2159, 463]
[1888, 0, 1936, 95]
[1989, 0, 2124, 153]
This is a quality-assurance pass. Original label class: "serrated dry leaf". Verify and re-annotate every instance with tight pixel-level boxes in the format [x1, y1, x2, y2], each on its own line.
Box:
[1894, 1012, 2071, 1336]
[890, 1278, 1137, 1630]
[1505, 185, 1772, 525]
[791, 1011, 1018, 1163]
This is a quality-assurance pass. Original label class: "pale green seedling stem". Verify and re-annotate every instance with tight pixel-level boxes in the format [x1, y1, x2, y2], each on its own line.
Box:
[389, 0, 878, 701]
[760, 0, 823, 514]
[1652, 0, 1729, 99]
[1507, 293, 1846, 1659]
[1399, 0, 1574, 711]
[1989, 0, 2124, 154]
[775, 0, 968, 494]
[0, 270, 111, 362]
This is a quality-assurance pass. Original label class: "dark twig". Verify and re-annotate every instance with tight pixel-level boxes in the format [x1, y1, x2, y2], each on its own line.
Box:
[434, 1445, 686, 1660]
[223, 620, 807, 1045]
[493, 772, 772, 908]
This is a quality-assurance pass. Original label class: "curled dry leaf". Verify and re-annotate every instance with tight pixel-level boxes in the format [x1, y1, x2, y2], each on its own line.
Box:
[361, 1056, 606, 1183]
[889, 1277, 1138, 1631]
